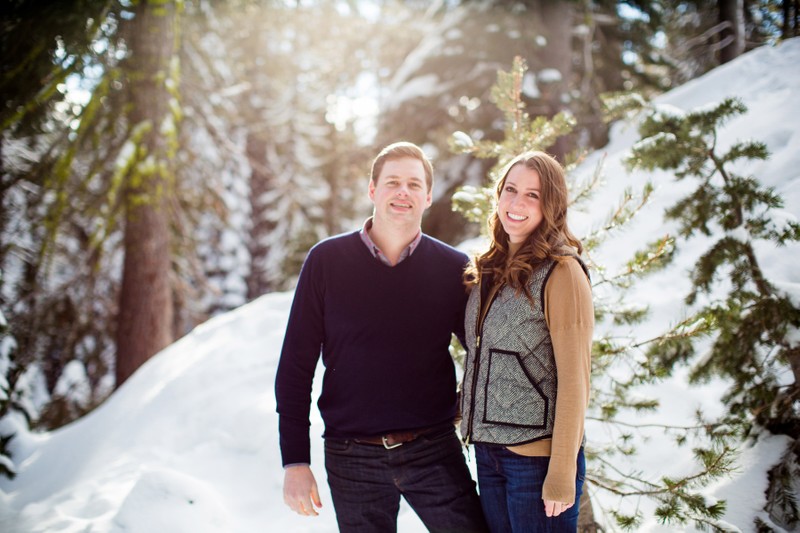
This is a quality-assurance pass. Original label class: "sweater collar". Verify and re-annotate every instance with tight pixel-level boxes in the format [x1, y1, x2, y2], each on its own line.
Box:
[359, 217, 422, 266]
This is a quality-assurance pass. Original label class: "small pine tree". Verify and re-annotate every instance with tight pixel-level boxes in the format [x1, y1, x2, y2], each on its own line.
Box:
[452, 57, 740, 531]
[449, 56, 578, 231]
[626, 96, 800, 529]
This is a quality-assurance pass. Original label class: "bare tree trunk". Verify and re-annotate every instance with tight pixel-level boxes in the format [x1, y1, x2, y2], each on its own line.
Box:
[578, 489, 600, 532]
[796, 0, 800, 37]
[718, 0, 745, 63]
[538, 0, 574, 163]
[786, 0, 800, 38]
[782, 0, 792, 37]
[115, 0, 177, 386]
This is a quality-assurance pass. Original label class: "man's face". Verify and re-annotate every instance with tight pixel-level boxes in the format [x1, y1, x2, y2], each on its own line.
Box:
[368, 157, 432, 227]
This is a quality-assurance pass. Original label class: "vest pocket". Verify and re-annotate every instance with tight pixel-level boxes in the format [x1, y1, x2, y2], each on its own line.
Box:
[482, 348, 548, 429]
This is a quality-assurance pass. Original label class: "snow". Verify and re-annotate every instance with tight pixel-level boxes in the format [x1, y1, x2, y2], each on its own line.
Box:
[537, 67, 563, 84]
[521, 72, 540, 99]
[1, 38, 799, 533]
[382, 7, 470, 112]
[53, 361, 90, 409]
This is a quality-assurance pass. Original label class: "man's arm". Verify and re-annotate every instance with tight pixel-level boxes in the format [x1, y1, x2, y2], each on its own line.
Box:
[275, 248, 325, 466]
[453, 253, 470, 348]
[275, 248, 327, 516]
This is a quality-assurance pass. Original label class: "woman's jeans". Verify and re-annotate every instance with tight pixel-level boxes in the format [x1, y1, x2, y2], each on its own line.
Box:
[324, 424, 489, 533]
[475, 444, 585, 533]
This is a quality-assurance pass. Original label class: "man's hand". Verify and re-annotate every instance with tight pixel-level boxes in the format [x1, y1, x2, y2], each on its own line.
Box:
[283, 465, 322, 516]
[544, 499, 573, 518]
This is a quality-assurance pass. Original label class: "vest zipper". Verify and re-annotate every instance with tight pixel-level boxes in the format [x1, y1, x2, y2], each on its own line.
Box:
[465, 277, 498, 445]
[464, 333, 481, 445]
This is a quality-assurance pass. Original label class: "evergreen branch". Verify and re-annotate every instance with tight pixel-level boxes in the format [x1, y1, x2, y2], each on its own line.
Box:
[1, 2, 113, 132]
[600, 90, 649, 123]
[569, 152, 605, 208]
[583, 182, 654, 253]
[590, 444, 735, 498]
[586, 416, 721, 432]
[589, 454, 662, 494]
[622, 235, 675, 277]
[740, 242, 773, 299]
[1, 60, 84, 132]
[606, 312, 711, 354]
[707, 149, 742, 227]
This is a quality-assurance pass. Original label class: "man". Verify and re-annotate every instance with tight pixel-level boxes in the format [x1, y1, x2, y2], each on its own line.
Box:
[275, 142, 488, 532]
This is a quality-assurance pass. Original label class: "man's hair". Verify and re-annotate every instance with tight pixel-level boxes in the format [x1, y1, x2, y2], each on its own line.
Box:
[370, 141, 434, 190]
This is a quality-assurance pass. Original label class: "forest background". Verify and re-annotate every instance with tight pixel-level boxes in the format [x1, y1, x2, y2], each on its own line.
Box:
[2, 0, 799, 531]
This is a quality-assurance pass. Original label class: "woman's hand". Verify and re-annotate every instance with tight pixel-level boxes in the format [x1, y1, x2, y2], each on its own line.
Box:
[544, 499, 573, 517]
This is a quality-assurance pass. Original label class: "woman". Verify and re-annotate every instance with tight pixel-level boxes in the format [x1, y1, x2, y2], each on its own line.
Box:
[460, 151, 593, 532]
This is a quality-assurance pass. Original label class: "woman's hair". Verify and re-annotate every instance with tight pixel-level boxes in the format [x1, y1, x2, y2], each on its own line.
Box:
[370, 141, 434, 191]
[464, 151, 583, 300]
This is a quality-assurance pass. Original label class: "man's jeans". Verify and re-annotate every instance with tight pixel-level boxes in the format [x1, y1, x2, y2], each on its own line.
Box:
[475, 444, 585, 533]
[324, 424, 489, 533]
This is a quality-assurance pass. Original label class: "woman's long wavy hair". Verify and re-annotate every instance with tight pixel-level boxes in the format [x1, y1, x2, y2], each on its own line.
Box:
[464, 151, 583, 301]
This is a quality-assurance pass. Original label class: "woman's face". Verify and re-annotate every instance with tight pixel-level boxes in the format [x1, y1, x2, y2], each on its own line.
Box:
[497, 164, 543, 244]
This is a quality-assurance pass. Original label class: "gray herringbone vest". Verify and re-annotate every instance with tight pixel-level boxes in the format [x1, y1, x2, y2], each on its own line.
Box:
[460, 259, 558, 445]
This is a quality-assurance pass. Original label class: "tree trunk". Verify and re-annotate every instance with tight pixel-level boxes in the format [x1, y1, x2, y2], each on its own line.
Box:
[779, 0, 800, 38]
[115, 0, 177, 386]
[718, 0, 745, 63]
[785, 0, 800, 38]
[538, 0, 574, 162]
[796, 0, 800, 38]
[782, 0, 791, 38]
[577, 488, 600, 532]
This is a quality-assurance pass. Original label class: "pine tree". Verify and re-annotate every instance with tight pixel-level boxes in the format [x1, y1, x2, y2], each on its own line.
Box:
[618, 0, 786, 87]
[173, 1, 253, 320]
[181, 1, 375, 299]
[0, 0, 382, 435]
[1, 0, 128, 429]
[626, 96, 800, 530]
[114, 0, 182, 386]
[452, 57, 740, 531]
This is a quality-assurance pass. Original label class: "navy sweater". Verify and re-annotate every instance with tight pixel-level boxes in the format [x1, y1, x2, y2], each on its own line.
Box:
[275, 231, 469, 466]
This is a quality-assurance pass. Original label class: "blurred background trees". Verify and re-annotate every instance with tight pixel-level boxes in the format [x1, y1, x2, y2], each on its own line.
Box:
[2, 0, 797, 527]
[0, 0, 794, 444]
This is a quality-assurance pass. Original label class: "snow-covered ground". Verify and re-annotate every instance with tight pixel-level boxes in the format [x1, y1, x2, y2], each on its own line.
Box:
[1, 37, 798, 533]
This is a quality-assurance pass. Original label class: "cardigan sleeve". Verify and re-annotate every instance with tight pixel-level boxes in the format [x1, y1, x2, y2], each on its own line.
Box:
[541, 257, 593, 504]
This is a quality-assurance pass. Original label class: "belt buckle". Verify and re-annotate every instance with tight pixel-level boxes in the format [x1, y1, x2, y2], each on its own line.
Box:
[382, 435, 403, 450]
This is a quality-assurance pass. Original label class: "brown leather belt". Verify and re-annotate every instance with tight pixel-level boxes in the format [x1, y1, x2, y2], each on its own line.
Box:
[354, 426, 439, 450]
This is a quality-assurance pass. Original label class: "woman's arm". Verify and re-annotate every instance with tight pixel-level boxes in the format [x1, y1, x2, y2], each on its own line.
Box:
[541, 257, 594, 505]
